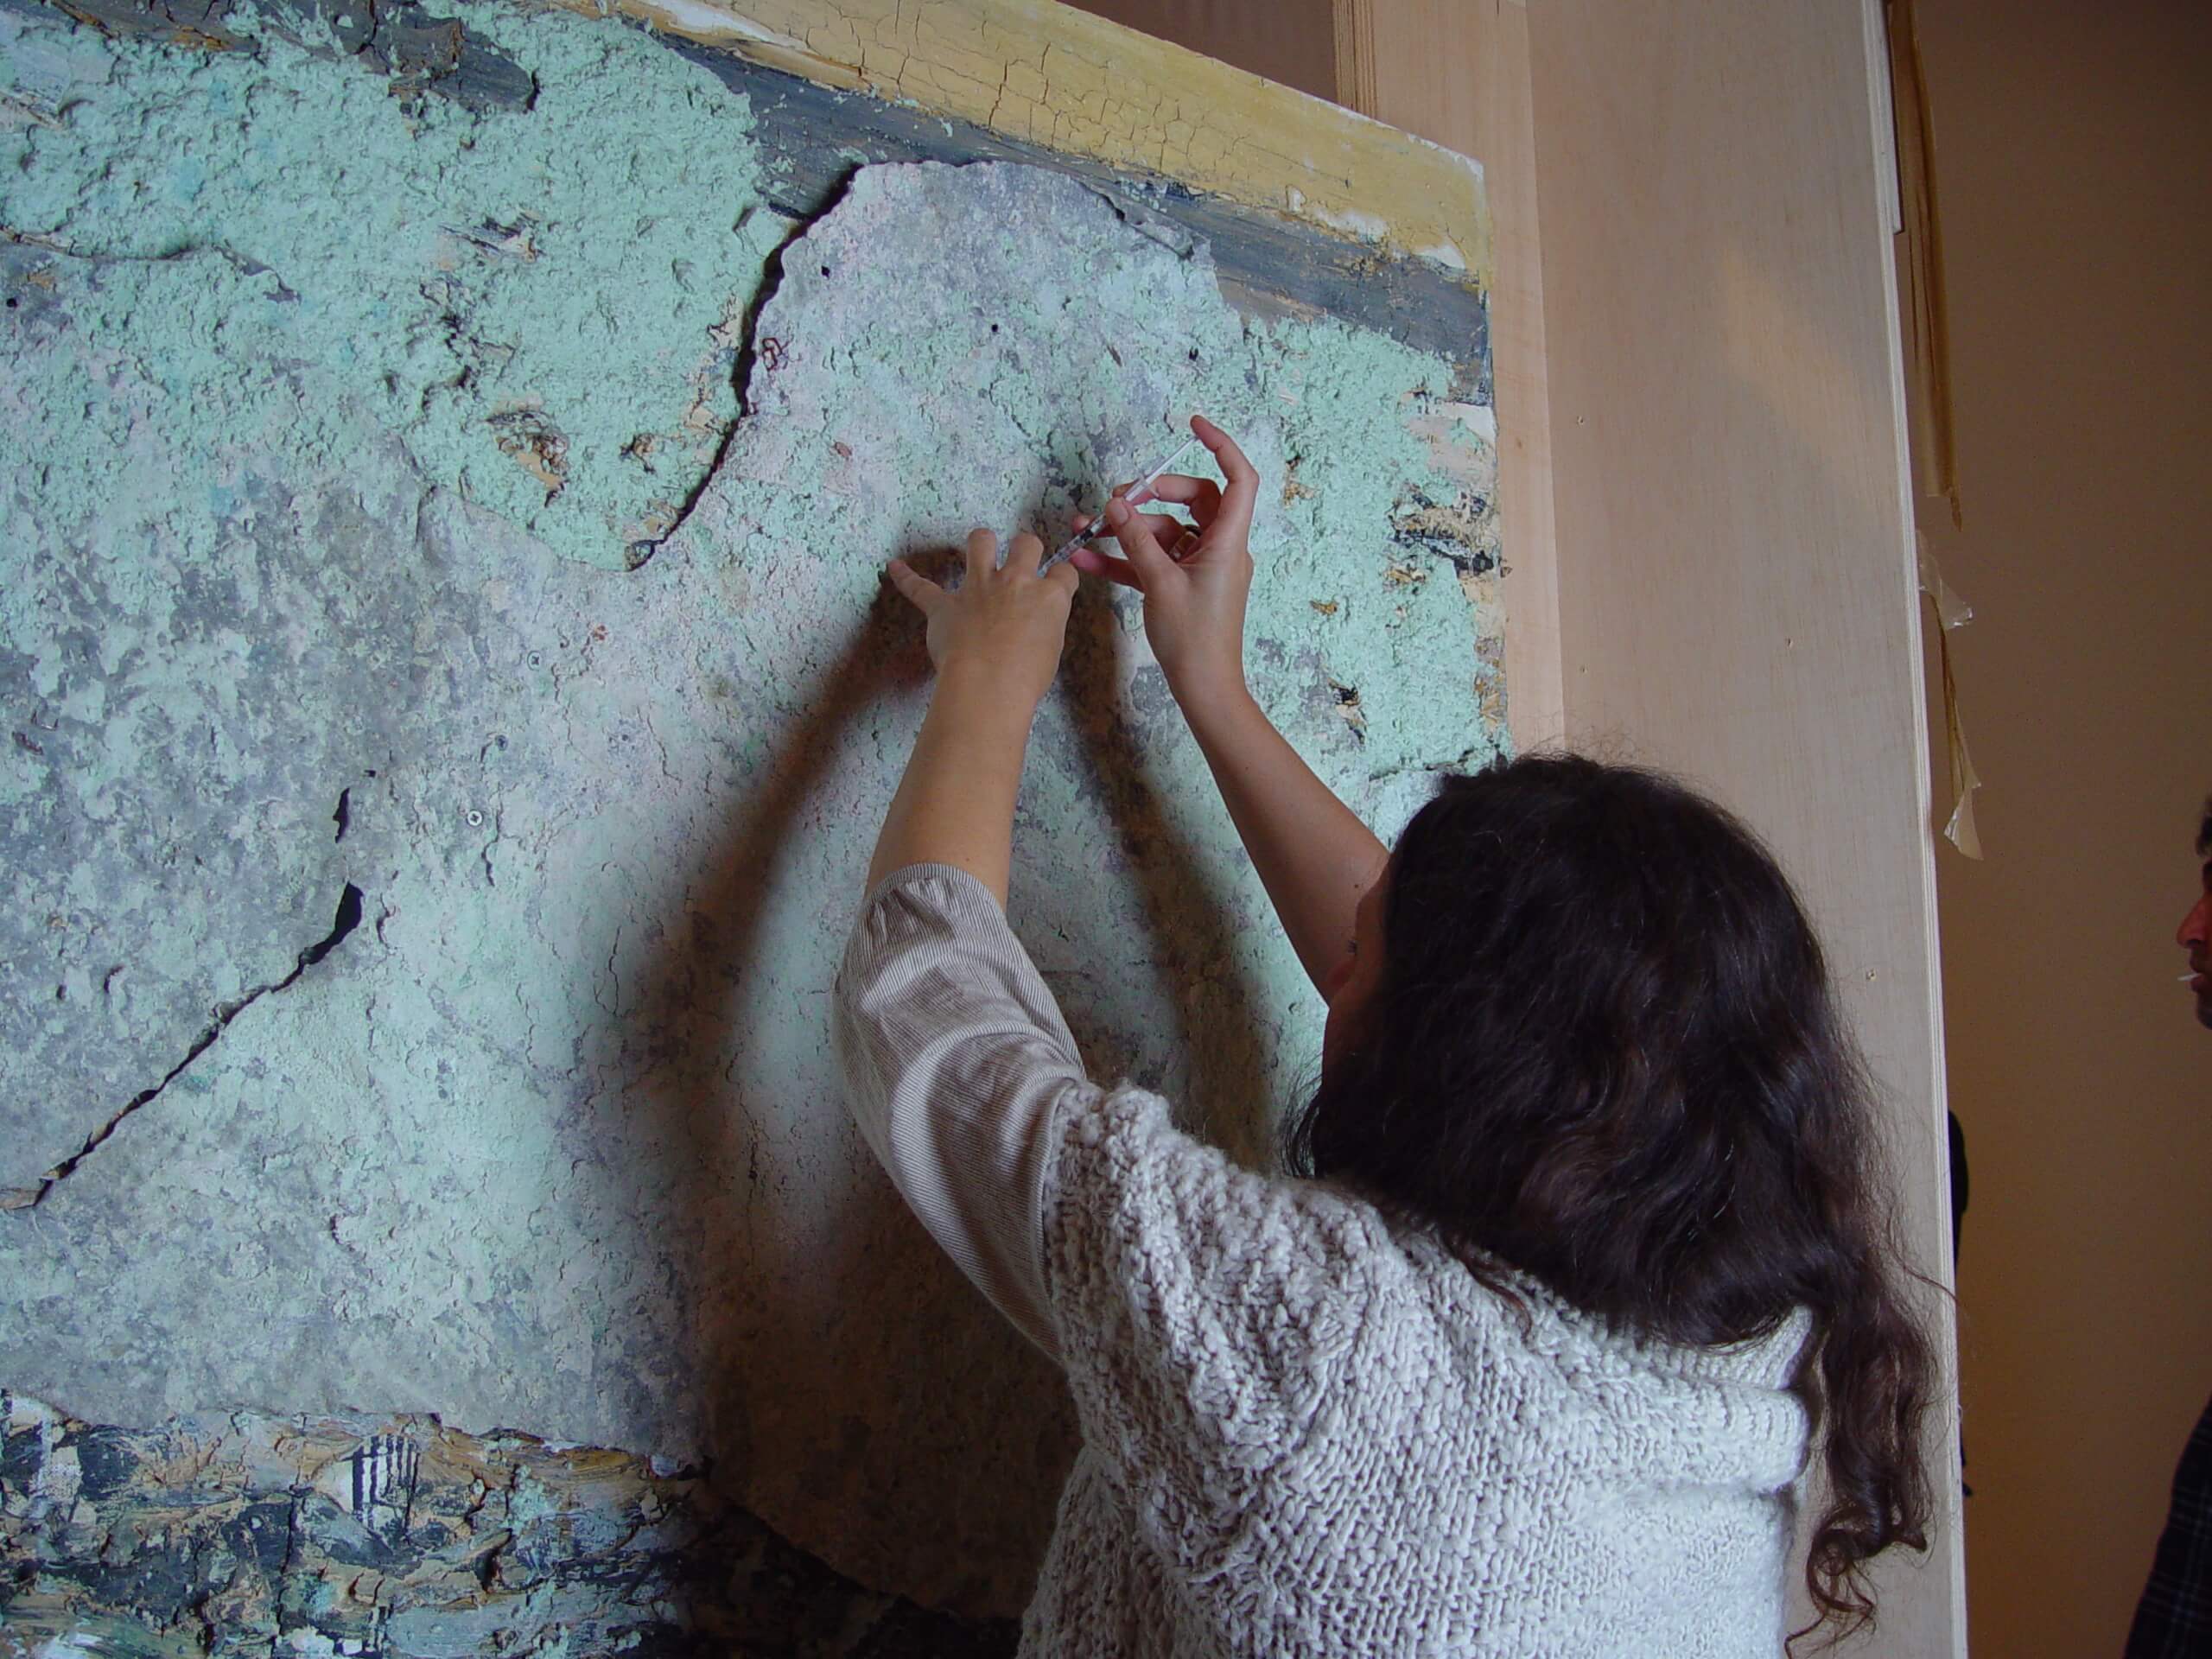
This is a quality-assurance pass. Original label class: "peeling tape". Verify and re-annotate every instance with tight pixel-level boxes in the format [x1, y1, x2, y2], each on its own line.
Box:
[1918, 533, 1981, 859]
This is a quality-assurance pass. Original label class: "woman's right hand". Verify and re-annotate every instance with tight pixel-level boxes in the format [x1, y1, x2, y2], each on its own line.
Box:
[1067, 413, 1260, 701]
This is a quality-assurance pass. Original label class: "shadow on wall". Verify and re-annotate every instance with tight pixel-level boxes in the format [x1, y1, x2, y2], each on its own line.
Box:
[623, 550, 1272, 1620]
[1053, 574, 1278, 1168]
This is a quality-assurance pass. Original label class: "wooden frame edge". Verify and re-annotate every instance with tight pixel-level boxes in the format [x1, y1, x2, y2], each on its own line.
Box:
[538, 0, 1492, 290]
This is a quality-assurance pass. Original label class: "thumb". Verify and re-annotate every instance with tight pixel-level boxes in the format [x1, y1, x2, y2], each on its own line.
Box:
[1106, 496, 1178, 588]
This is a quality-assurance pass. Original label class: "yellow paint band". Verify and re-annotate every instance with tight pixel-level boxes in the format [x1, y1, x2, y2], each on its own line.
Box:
[537, 0, 1492, 289]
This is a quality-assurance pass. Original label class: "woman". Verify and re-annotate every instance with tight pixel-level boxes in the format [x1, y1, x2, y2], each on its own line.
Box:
[831, 415, 1935, 1656]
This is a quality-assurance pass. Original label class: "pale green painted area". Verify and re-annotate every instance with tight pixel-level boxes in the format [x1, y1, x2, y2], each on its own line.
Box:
[0, 0, 774, 569]
[0, 3, 1501, 1618]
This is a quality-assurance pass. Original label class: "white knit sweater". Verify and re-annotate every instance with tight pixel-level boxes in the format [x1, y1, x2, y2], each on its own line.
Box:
[833, 863, 1814, 1656]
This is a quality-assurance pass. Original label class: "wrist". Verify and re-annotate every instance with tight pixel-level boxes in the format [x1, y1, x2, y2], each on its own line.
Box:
[1166, 664, 1255, 719]
[931, 662, 1042, 735]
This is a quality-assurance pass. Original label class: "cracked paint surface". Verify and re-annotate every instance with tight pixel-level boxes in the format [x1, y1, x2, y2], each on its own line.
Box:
[575, 0, 1493, 282]
[0, 2, 1500, 1625]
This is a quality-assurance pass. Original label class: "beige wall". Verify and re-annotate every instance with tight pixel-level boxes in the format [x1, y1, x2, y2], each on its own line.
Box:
[1914, 0, 2212, 1650]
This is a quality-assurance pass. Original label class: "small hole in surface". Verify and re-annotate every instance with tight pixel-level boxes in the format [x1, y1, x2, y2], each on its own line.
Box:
[820, 264, 832, 277]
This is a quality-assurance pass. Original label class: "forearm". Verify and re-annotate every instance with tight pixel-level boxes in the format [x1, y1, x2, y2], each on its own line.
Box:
[1175, 675, 1388, 993]
[865, 669, 1038, 906]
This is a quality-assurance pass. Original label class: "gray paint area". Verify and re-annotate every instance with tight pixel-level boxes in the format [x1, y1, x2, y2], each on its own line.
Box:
[0, 0, 1501, 1624]
[2, 0, 539, 111]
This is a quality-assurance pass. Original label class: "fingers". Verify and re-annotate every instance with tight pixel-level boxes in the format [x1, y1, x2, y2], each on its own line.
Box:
[1135, 515, 1199, 563]
[1191, 414, 1258, 537]
[1069, 544, 1145, 589]
[1128, 511, 1187, 548]
[1104, 496, 1176, 587]
[965, 526, 998, 584]
[1141, 474, 1224, 523]
[965, 527, 1065, 581]
[883, 557, 943, 613]
[1069, 505, 1190, 556]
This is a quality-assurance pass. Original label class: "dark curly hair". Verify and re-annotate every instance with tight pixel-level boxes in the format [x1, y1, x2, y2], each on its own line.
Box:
[1281, 754, 1936, 1649]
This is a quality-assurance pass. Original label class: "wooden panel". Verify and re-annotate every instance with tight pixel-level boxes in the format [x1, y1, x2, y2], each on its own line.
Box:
[1338, 0, 1564, 751]
[543, 0, 1492, 288]
[1524, 2, 1964, 1652]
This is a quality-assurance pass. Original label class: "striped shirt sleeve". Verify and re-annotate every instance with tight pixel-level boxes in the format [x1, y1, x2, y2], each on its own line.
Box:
[830, 861, 1100, 1364]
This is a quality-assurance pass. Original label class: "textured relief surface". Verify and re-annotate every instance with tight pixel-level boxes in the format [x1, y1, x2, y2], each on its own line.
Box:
[0, 0, 1501, 1628]
[0, 1390, 1017, 1656]
[0, 0, 774, 584]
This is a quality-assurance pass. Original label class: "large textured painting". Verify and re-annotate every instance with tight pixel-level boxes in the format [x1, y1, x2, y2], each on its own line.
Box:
[0, 0, 1501, 1627]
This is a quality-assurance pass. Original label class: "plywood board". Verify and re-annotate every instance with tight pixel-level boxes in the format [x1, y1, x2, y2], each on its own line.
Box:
[1523, 1, 1965, 1650]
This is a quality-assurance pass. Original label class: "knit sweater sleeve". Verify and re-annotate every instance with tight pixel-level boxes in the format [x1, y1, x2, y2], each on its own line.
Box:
[830, 861, 1096, 1364]
[1035, 1083, 1381, 1573]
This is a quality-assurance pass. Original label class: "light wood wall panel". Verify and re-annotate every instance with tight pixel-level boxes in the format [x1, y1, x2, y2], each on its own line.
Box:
[1522, 2, 1964, 1650]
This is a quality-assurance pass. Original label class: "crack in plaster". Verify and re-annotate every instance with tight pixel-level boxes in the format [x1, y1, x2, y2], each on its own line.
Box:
[625, 196, 837, 568]
[2, 224, 296, 295]
[7, 882, 367, 1211]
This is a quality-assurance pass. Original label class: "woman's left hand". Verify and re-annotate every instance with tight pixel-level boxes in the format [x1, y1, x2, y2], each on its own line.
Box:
[885, 529, 1079, 708]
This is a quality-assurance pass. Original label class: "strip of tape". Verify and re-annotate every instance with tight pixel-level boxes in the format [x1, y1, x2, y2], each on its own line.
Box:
[1918, 532, 1981, 859]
